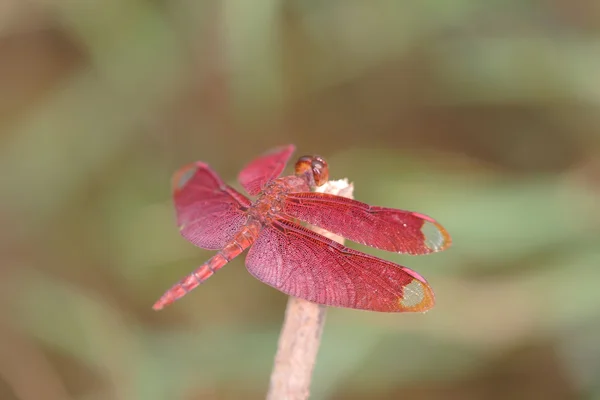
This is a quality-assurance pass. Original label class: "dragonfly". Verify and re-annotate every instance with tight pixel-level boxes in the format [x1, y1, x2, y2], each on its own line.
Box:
[153, 145, 451, 312]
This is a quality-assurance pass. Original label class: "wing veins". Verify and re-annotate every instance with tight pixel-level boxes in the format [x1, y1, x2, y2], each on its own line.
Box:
[271, 218, 406, 300]
[283, 192, 450, 254]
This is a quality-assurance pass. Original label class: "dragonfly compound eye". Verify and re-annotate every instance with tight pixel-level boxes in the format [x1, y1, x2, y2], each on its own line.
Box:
[311, 156, 329, 186]
[295, 155, 329, 187]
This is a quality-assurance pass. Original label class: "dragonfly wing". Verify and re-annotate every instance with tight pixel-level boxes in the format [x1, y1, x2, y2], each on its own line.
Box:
[238, 144, 295, 195]
[245, 218, 435, 312]
[283, 192, 451, 255]
[173, 161, 251, 250]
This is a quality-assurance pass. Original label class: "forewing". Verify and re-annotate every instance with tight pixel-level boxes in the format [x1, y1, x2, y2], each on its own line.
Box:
[245, 218, 434, 312]
[283, 192, 451, 255]
[173, 162, 251, 250]
[238, 144, 295, 195]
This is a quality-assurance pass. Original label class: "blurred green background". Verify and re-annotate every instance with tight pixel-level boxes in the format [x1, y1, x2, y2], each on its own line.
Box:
[2, 1, 600, 399]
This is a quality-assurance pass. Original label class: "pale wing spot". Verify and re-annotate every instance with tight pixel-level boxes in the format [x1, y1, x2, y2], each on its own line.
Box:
[177, 166, 197, 189]
[400, 279, 426, 308]
[421, 220, 450, 252]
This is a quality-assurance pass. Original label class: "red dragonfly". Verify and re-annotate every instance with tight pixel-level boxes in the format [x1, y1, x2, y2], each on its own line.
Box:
[153, 145, 451, 312]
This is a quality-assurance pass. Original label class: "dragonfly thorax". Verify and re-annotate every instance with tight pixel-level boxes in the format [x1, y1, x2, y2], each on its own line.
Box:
[249, 176, 309, 223]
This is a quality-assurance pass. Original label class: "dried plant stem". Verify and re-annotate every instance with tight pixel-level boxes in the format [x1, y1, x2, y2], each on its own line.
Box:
[266, 179, 354, 400]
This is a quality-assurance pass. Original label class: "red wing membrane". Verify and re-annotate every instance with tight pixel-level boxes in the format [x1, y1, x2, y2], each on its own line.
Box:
[173, 162, 251, 250]
[283, 193, 451, 255]
[245, 218, 435, 312]
[238, 144, 295, 196]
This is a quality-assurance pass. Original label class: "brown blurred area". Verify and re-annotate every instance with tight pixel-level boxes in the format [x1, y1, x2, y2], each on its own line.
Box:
[1, 1, 600, 399]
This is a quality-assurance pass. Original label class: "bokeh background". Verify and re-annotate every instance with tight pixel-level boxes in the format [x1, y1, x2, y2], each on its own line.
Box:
[2, 1, 600, 399]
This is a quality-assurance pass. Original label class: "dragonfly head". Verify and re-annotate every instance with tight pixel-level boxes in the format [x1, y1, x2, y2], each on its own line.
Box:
[294, 155, 329, 189]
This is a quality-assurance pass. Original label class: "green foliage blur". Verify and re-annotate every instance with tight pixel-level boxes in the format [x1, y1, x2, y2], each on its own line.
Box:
[1, 1, 600, 399]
